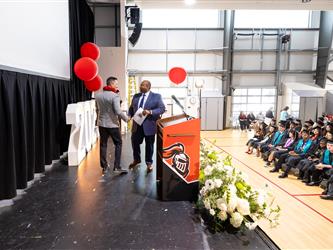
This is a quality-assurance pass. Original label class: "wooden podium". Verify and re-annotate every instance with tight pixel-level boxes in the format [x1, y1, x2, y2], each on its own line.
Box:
[156, 114, 200, 201]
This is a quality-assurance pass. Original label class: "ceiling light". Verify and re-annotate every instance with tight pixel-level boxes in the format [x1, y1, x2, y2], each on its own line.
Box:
[184, 0, 196, 5]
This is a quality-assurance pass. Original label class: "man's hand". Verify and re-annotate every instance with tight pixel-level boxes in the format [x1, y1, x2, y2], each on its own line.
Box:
[315, 163, 324, 170]
[289, 151, 297, 156]
[142, 110, 152, 116]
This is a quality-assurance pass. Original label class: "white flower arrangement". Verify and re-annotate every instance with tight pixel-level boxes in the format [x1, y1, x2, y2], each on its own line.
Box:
[198, 141, 281, 232]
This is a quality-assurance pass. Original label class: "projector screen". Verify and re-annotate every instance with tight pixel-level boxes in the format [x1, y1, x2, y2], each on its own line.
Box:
[0, 0, 70, 79]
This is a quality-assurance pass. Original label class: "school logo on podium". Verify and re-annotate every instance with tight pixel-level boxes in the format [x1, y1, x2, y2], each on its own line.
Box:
[162, 143, 190, 178]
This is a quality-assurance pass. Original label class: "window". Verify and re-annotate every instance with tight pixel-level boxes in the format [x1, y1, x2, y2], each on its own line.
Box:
[235, 10, 310, 28]
[290, 92, 300, 118]
[142, 9, 219, 28]
[93, 5, 121, 47]
[232, 88, 276, 127]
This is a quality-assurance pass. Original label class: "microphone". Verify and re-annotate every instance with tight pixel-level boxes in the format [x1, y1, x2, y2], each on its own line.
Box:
[171, 95, 184, 110]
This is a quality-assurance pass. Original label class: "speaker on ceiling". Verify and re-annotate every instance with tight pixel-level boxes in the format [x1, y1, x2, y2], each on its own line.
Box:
[128, 22, 142, 46]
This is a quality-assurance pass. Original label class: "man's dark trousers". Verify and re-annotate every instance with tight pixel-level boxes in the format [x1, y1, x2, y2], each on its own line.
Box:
[99, 126, 122, 169]
[131, 125, 155, 164]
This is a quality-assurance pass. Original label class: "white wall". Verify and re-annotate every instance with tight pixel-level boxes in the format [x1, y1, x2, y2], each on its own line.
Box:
[0, 0, 70, 79]
[97, 0, 128, 105]
[327, 91, 333, 114]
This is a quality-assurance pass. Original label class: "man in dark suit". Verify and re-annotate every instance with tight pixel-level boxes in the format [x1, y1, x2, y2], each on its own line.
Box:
[128, 80, 166, 173]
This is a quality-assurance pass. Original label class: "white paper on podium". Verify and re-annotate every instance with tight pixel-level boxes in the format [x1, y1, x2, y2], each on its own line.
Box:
[133, 108, 147, 126]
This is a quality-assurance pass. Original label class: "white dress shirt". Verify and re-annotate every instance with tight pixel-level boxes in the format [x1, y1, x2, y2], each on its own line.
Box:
[138, 91, 150, 109]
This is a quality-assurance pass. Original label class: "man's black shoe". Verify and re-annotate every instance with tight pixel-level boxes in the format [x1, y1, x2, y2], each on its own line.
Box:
[306, 182, 319, 186]
[320, 195, 333, 200]
[278, 173, 288, 178]
[114, 167, 128, 174]
[129, 160, 141, 169]
[102, 166, 110, 174]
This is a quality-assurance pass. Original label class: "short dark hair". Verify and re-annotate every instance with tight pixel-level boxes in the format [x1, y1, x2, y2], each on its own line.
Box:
[106, 76, 117, 86]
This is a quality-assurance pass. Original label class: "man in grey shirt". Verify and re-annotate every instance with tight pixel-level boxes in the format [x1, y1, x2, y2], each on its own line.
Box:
[95, 76, 129, 174]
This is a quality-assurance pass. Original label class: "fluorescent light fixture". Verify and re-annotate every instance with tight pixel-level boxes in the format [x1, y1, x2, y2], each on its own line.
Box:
[184, 0, 196, 5]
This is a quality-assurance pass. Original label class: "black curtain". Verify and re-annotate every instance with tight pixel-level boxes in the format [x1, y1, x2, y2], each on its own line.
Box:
[69, 0, 94, 103]
[0, 71, 71, 198]
[0, 0, 94, 200]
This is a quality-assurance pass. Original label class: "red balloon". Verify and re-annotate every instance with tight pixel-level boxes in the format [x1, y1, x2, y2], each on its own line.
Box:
[84, 75, 102, 92]
[168, 67, 187, 84]
[80, 42, 100, 60]
[74, 57, 98, 81]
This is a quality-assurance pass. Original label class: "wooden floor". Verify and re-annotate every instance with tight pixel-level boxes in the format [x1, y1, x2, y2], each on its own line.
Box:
[201, 129, 333, 250]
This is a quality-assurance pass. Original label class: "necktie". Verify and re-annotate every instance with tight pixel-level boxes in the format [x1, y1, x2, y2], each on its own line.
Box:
[139, 94, 146, 108]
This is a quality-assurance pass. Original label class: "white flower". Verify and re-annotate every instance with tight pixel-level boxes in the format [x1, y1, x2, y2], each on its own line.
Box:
[245, 222, 258, 230]
[237, 198, 250, 216]
[204, 165, 214, 176]
[214, 179, 223, 188]
[228, 184, 237, 195]
[199, 187, 206, 196]
[216, 198, 227, 212]
[205, 179, 215, 190]
[256, 192, 266, 207]
[210, 209, 216, 216]
[217, 165, 225, 172]
[230, 212, 243, 228]
[224, 165, 233, 172]
[227, 194, 238, 213]
[204, 199, 211, 210]
[218, 211, 228, 221]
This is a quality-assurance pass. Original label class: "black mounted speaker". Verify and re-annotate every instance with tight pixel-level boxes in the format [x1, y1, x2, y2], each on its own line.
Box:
[128, 22, 142, 46]
[130, 7, 140, 24]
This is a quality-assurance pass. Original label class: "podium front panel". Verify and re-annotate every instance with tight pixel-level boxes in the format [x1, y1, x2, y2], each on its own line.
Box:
[157, 116, 200, 201]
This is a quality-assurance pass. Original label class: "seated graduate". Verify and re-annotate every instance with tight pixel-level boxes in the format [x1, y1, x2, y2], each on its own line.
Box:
[264, 129, 298, 167]
[305, 140, 333, 186]
[310, 126, 322, 145]
[320, 167, 333, 200]
[270, 129, 312, 178]
[260, 122, 288, 157]
[298, 138, 327, 183]
[255, 125, 277, 157]
[246, 122, 266, 154]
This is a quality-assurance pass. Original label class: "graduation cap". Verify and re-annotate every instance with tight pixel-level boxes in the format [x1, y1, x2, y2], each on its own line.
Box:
[305, 119, 314, 126]
[314, 120, 324, 128]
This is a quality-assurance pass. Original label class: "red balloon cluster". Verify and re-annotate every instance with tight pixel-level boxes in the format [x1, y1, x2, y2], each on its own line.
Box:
[73, 42, 102, 92]
[168, 67, 187, 84]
